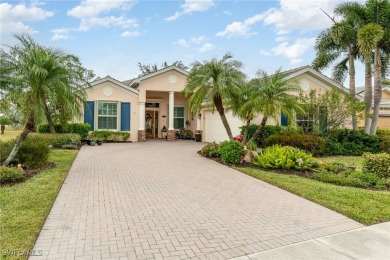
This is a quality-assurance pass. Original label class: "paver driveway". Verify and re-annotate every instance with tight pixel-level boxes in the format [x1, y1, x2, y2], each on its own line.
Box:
[31, 141, 362, 260]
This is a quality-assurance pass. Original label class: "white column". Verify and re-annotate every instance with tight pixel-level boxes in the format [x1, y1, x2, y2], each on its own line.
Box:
[168, 91, 174, 130]
[139, 102, 145, 130]
[196, 113, 201, 131]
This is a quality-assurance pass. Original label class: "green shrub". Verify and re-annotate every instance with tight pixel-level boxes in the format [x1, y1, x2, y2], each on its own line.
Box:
[28, 133, 81, 148]
[240, 125, 283, 146]
[201, 142, 220, 158]
[253, 145, 317, 171]
[246, 140, 258, 151]
[37, 123, 90, 139]
[311, 172, 369, 188]
[17, 138, 50, 169]
[324, 129, 381, 156]
[0, 166, 24, 184]
[347, 171, 380, 186]
[88, 131, 130, 142]
[379, 136, 390, 153]
[362, 153, 390, 179]
[320, 162, 347, 174]
[218, 140, 244, 164]
[61, 144, 78, 150]
[264, 133, 325, 156]
[0, 138, 49, 169]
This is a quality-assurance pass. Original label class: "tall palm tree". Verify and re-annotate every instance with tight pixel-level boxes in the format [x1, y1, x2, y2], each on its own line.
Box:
[183, 53, 245, 140]
[245, 69, 304, 143]
[312, 11, 360, 131]
[1, 34, 92, 166]
[227, 81, 259, 144]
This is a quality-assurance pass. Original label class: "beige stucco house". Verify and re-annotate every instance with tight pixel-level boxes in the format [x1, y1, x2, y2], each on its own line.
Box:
[78, 65, 354, 143]
[357, 87, 390, 129]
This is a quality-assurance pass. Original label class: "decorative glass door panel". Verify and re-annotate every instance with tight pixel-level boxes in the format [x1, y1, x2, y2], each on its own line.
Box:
[145, 111, 158, 138]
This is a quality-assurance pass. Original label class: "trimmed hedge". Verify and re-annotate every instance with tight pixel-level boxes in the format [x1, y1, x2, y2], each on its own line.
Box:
[88, 131, 130, 142]
[0, 166, 24, 184]
[362, 153, 390, 179]
[37, 123, 90, 139]
[264, 133, 325, 156]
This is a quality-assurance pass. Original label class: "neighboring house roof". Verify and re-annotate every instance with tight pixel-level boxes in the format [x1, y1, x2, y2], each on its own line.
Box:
[282, 65, 352, 95]
[125, 65, 189, 88]
[88, 75, 139, 96]
[356, 86, 390, 107]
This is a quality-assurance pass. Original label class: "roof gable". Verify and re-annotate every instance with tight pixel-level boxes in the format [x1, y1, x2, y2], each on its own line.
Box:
[88, 76, 139, 96]
[127, 66, 189, 88]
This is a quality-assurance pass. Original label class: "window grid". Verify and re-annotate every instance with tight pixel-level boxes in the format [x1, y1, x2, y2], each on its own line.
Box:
[98, 102, 118, 130]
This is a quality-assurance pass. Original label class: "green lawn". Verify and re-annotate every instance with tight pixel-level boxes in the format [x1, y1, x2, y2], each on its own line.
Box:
[319, 156, 365, 171]
[0, 150, 77, 260]
[0, 129, 22, 142]
[237, 167, 390, 226]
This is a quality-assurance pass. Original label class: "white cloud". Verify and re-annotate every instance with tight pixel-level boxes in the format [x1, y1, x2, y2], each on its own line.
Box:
[191, 36, 206, 44]
[51, 28, 70, 40]
[199, 43, 214, 53]
[261, 0, 365, 34]
[121, 30, 140, 38]
[0, 2, 54, 34]
[222, 10, 232, 16]
[259, 50, 271, 56]
[275, 36, 288, 42]
[67, 0, 137, 31]
[166, 0, 214, 21]
[271, 37, 315, 63]
[175, 39, 190, 47]
[216, 14, 263, 38]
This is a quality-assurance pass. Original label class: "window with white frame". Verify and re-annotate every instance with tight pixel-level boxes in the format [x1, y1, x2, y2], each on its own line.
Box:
[98, 101, 118, 130]
[296, 109, 314, 133]
[174, 106, 185, 129]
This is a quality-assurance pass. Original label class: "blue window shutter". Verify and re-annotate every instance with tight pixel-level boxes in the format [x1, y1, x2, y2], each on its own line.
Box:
[84, 101, 94, 130]
[121, 102, 131, 131]
[281, 112, 288, 126]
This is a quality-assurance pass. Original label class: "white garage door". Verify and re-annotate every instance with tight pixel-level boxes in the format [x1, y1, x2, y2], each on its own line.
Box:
[205, 110, 243, 143]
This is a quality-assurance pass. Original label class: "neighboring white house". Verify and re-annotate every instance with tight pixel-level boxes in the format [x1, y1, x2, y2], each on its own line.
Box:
[77, 65, 354, 143]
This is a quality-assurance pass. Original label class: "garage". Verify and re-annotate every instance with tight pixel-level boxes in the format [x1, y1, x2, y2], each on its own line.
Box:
[204, 110, 243, 143]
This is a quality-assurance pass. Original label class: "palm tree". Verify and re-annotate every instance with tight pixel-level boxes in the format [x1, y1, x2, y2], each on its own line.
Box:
[312, 11, 360, 131]
[183, 53, 245, 140]
[1, 34, 92, 166]
[245, 69, 304, 143]
[227, 81, 259, 144]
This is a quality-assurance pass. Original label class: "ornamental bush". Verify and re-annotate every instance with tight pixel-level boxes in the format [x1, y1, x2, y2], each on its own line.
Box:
[253, 145, 317, 171]
[88, 131, 130, 142]
[37, 123, 90, 139]
[218, 140, 244, 164]
[264, 133, 325, 156]
[324, 129, 381, 156]
[28, 133, 81, 148]
[0, 166, 24, 184]
[201, 142, 220, 158]
[246, 140, 258, 151]
[362, 153, 390, 179]
[240, 124, 283, 146]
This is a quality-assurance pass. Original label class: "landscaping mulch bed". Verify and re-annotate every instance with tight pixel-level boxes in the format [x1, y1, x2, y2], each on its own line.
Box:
[7, 162, 56, 185]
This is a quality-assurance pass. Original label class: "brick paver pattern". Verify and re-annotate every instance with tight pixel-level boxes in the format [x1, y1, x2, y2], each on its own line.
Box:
[31, 141, 362, 260]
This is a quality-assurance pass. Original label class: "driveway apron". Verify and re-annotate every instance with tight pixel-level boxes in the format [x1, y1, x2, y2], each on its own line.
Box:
[31, 141, 362, 259]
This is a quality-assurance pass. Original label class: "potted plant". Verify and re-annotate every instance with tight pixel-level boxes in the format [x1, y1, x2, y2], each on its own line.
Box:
[161, 126, 167, 139]
[184, 130, 193, 140]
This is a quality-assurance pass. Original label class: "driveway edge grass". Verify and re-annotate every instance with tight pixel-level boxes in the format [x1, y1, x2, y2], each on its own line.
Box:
[0, 150, 78, 260]
[236, 167, 390, 226]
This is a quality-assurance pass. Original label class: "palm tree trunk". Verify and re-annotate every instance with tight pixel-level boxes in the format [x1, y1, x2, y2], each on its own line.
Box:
[242, 119, 251, 144]
[364, 60, 372, 134]
[44, 103, 56, 133]
[250, 116, 268, 143]
[213, 95, 233, 140]
[370, 47, 382, 135]
[2, 113, 35, 166]
[1, 125, 5, 135]
[349, 53, 358, 131]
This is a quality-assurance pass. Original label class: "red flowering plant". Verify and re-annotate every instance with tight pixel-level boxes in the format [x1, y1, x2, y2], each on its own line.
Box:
[233, 135, 243, 142]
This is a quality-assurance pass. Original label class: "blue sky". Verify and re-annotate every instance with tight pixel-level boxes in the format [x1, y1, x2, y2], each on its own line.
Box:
[0, 0, 366, 86]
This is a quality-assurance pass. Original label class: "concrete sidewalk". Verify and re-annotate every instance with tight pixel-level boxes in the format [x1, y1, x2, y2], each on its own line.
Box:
[233, 221, 390, 260]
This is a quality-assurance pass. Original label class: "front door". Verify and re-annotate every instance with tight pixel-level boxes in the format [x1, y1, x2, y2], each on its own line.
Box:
[145, 110, 159, 138]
